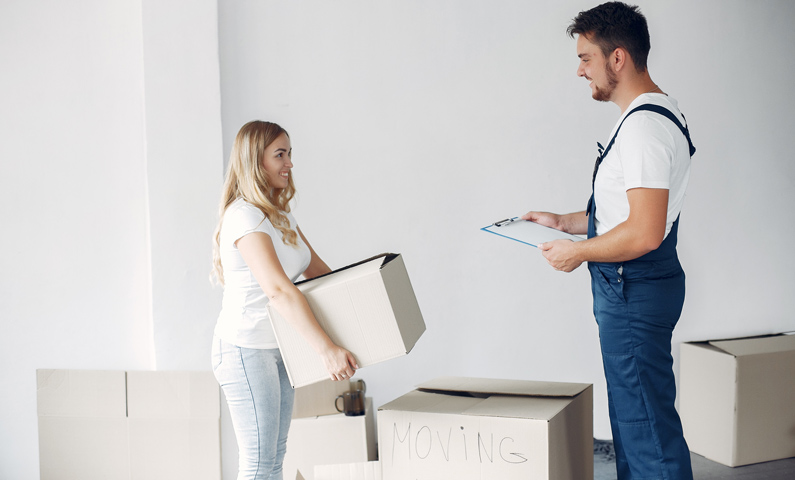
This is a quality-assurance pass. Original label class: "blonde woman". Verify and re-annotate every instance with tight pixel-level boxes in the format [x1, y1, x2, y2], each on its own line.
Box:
[211, 121, 358, 480]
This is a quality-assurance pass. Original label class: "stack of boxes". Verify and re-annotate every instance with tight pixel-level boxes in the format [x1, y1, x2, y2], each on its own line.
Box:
[37, 369, 221, 480]
[37, 254, 599, 480]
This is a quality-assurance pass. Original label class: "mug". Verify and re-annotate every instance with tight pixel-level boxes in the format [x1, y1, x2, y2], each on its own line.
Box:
[335, 390, 365, 416]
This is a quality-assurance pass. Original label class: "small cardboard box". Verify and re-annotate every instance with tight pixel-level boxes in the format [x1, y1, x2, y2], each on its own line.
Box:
[37, 369, 221, 480]
[269, 253, 425, 388]
[283, 398, 377, 480]
[293, 378, 354, 419]
[315, 461, 382, 480]
[680, 333, 795, 467]
[377, 377, 593, 480]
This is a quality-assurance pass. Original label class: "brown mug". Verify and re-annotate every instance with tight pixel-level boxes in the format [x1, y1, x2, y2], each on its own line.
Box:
[335, 390, 365, 416]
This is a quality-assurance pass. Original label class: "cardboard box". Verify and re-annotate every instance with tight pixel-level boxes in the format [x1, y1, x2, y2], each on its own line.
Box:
[269, 253, 425, 388]
[37, 370, 129, 480]
[293, 378, 353, 419]
[283, 397, 377, 480]
[680, 334, 795, 467]
[127, 371, 221, 480]
[315, 461, 382, 480]
[377, 377, 593, 480]
[37, 369, 221, 480]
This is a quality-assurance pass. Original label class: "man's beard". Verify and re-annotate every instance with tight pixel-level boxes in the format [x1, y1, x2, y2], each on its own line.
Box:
[593, 63, 618, 102]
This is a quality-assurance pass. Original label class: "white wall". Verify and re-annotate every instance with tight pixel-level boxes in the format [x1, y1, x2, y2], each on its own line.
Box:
[2, 1, 794, 478]
[0, 1, 223, 478]
[218, 0, 795, 453]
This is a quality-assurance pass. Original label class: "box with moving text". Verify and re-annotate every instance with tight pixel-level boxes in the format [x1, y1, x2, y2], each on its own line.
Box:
[377, 377, 593, 480]
[269, 253, 425, 388]
[680, 333, 795, 467]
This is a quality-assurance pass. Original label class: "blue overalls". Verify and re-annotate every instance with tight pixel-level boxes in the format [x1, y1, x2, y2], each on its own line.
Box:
[586, 104, 696, 480]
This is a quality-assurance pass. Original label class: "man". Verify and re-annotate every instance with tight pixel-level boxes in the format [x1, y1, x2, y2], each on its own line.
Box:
[523, 2, 695, 479]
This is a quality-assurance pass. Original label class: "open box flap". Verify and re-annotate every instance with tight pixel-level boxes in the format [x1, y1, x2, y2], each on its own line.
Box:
[416, 376, 590, 398]
[708, 333, 795, 357]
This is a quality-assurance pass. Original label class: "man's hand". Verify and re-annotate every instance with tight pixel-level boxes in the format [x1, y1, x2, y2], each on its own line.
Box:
[538, 239, 583, 272]
[521, 211, 562, 230]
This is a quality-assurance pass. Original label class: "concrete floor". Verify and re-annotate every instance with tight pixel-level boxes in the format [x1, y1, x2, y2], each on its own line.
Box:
[593, 440, 795, 480]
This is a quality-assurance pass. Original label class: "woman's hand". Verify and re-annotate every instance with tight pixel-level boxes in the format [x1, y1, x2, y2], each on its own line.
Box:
[320, 344, 359, 381]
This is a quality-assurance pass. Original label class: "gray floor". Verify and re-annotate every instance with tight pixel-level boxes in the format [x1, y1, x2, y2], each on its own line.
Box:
[594, 440, 795, 479]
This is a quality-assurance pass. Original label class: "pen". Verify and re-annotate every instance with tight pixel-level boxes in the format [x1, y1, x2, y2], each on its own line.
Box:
[493, 217, 520, 227]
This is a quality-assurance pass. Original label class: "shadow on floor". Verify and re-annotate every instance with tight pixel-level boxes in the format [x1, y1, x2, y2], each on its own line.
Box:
[593, 439, 795, 480]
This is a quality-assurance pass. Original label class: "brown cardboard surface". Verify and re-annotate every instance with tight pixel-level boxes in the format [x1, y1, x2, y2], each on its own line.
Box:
[378, 378, 593, 480]
[293, 378, 353, 419]
[680, 336, 795, 467]
[269, 254, 425, 387]
[710, 333, 795, 356]
[680, 342, 737, 466]
[284, 397, 377, 480]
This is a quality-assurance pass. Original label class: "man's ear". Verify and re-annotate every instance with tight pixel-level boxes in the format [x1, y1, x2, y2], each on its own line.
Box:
[612, 47, 628, 72]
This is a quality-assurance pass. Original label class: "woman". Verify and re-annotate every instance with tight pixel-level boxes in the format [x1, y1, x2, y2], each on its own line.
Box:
[211, 121, 358, 480]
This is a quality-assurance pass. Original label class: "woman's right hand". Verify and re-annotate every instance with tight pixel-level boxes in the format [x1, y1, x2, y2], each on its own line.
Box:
[320, 344, 359, 382]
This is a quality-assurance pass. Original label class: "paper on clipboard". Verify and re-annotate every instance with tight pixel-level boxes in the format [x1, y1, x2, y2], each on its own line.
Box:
[481, 217, 584, 247]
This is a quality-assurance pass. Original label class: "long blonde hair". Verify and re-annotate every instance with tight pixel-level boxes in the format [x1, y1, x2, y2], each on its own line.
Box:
[211, 121, 298, 285]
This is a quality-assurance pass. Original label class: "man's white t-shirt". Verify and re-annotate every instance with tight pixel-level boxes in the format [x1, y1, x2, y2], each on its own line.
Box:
[593, 93, 692, 238]
[214, 198, 310, 349]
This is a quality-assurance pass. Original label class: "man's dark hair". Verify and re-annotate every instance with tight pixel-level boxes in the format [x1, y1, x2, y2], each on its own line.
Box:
[567, 2, 651, 73]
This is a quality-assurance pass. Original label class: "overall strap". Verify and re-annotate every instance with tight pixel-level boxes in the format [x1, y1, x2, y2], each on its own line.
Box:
[586, 103, 696, 223]
[602, 104, 696, 163]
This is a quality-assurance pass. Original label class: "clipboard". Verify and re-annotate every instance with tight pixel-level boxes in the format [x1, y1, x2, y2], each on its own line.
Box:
[481, 217, 584, 248]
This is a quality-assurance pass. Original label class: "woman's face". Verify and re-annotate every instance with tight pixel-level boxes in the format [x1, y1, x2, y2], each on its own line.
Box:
[261, 133, 292, 189]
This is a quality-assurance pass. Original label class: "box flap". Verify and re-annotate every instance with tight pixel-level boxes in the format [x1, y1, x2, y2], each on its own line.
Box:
[462, 394, 574, 421]
[378, 389, 485, 415]
[709, 334, 795, 357]
[416, 376, 590, 398]
[296, 254, 394, 287]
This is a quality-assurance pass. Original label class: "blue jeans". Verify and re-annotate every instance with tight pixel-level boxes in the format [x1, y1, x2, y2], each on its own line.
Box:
[212, 336, 295, 480]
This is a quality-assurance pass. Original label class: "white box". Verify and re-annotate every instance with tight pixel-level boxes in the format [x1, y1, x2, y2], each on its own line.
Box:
[680, 334, 795, 467]
[269, 253, 425, 388]
[315, 461, 382, 480]
[283, 397, 377, 480]
[378, 377, 593, 480]
[37, 369, 221, 480]
[127, 371, 221, 480]
[37, 370, 129, 480]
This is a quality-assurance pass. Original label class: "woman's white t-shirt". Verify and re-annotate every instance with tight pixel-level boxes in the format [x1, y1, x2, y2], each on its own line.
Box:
[593, 93, 692, 238]
[214, 198, 310, 349]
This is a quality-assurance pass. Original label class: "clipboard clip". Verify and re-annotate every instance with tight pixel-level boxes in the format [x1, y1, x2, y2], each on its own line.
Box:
[493, 217, 519, 227]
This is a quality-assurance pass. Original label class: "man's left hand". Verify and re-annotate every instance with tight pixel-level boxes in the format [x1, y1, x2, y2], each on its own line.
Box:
[538, 239, 583, 272]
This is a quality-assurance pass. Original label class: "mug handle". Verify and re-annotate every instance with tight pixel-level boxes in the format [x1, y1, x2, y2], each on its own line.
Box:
[355, 379, 366, 394]
[335, 394, 345, 413]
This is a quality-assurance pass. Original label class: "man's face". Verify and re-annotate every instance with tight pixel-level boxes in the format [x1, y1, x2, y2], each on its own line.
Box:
[576, 34, 617, 102]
